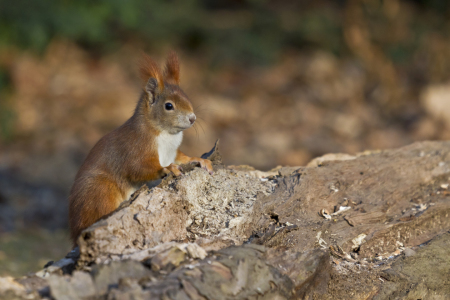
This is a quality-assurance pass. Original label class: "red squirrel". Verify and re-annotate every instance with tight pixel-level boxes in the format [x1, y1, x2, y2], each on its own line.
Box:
[68, 52, 213, 245]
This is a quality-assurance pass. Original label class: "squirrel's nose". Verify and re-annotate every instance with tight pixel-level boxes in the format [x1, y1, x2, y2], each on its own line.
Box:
[189, 114, 196, 125]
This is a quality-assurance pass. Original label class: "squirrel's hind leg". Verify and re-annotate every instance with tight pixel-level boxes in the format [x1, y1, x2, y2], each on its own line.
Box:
[70, 177, 124, 246]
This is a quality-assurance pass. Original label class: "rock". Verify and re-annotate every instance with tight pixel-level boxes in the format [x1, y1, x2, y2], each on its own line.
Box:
[107, 278, 151, 300]
[163, 244, 294, 300]
[48, 271, 96, 300]
[277, 166, 303, 177]
[183, 243, 207, 260]
[375, 232, 450, 299]
[78, 154, 276, 264]
[306, 152, 357, 167]
[265, 248, 331, 298]
[403, 248, 416, 257]
[91, 260, 152, 294]
[147, 247, 186, 272]
[78, 186, 191, 265]
[421, 84, 450, 127]
[6, 140, 450, 299]
[81, 141, 450, 298]
[253, 141, 450, 258]
[16, 276, 49, 298]
[46, 261, 154, 299]
[0, 277, 28, 300]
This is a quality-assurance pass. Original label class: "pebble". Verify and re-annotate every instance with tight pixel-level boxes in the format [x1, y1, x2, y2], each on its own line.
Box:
[403, 248, 416, 257]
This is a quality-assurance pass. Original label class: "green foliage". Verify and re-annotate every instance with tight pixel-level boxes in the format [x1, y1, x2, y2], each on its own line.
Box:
[0, 67, 14, 142]
[0, 0, 344, 64]
[0, 0, 449, 66]
[0, 0, 450, 63]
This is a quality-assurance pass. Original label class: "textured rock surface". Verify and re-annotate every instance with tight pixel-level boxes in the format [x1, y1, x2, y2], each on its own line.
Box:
[375, 232, 450, 299]
[2, 141, 450, 299]
[78, 187, 191, 264]
[78, 161, 276, 265]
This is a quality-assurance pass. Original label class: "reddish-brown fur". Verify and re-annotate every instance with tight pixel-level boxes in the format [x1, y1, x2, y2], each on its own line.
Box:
[163, 51, 180, 85]
[140, 52, 165, 90]
[68, 52, 212, 245]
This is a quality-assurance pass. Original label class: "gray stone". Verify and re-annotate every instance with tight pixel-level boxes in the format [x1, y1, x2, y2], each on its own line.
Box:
[403, 248, 416, 257]
[91, 260, 152, 294]
[48, 271, 95, 300]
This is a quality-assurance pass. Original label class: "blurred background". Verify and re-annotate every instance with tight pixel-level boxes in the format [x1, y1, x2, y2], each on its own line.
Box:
[1, 0, 450, 277]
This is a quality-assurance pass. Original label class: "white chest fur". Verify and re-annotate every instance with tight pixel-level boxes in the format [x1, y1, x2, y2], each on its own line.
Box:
[156, 131, 183, 167]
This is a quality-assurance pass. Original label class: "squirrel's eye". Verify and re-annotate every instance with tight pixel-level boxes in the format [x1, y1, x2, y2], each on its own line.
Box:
[165, 103, 174, 110]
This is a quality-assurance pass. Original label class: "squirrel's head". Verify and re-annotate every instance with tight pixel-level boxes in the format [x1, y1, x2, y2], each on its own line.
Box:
[139, 52, 195, 134]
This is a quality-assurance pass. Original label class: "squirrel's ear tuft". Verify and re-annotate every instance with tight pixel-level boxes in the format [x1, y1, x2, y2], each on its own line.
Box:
[140, 53, 164, 93]
[164, 51, 180, 85]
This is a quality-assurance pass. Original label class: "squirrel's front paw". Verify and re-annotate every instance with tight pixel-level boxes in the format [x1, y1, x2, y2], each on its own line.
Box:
[164, 164, 183, 177]
[191, 158, 213, 175]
